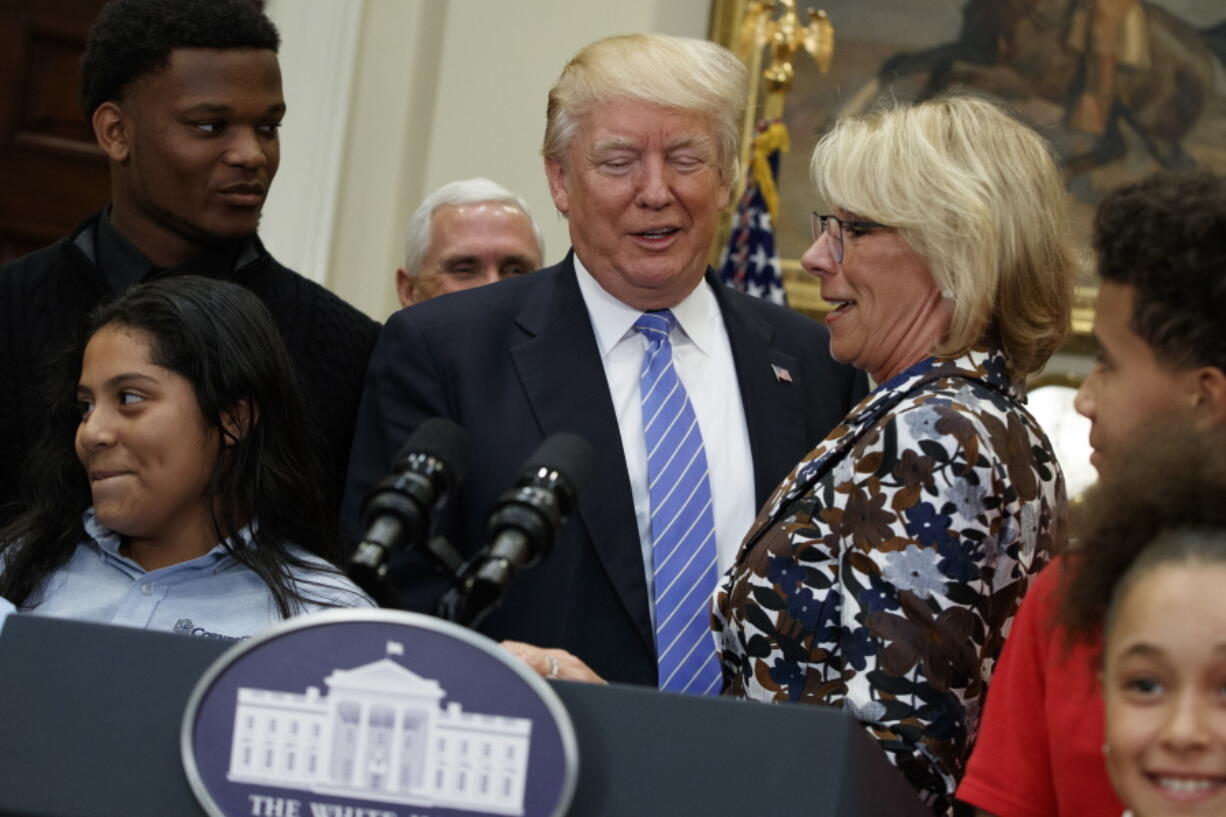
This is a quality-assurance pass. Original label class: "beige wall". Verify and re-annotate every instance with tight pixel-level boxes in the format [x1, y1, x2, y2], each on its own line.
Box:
[262, 0, 710, 320]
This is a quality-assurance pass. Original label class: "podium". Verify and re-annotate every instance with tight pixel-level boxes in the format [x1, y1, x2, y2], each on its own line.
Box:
[0, 615, 930, 817]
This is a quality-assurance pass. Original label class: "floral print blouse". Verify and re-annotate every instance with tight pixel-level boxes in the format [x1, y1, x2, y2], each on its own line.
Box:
[711, 350, 1065, 815]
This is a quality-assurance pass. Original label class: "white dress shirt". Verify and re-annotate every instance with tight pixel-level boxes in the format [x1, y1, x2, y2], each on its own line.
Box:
[573, 256, 756, 625]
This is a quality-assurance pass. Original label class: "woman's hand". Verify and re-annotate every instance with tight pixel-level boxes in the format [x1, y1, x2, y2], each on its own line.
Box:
[501, 640, 608, 684]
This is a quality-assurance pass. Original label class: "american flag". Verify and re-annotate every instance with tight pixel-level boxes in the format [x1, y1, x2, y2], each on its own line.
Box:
[718, 123, 787, 306]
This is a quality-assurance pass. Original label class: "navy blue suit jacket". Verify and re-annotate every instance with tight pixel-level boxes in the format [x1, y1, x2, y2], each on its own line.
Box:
[343, 255, 867, 685]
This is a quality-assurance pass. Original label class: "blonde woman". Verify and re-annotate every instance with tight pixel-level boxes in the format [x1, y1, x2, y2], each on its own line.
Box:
[712, 96, 1074, 814]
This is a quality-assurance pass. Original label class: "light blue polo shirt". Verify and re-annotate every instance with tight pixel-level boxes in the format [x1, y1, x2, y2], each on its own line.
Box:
[19, 509, 374, 641]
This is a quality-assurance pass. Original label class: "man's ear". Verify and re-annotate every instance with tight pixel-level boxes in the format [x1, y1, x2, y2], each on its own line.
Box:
[220, 399, 257, 446]
[716, 162, 734, 211]
[395, 267, 416, 307]
[1194, 366, 1226, 428]
[544, 157, 569, 216]
[92, 101, 131, 163]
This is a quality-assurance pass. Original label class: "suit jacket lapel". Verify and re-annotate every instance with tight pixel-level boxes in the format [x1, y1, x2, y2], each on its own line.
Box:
[509, 256, 654, 654]
[710, 271, 808, 508]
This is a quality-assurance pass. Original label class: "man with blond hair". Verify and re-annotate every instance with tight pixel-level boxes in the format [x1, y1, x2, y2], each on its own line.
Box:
[344, 34, 864, 688]
[395, 177, 544, 306]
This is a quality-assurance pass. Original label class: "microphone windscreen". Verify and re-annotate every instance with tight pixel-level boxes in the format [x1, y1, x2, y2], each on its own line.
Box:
[393, 417, 472, 484]
[523, 432, 595, 496]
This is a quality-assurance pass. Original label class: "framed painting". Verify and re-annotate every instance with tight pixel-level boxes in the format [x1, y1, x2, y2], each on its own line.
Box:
[709, 0, 1226, 345]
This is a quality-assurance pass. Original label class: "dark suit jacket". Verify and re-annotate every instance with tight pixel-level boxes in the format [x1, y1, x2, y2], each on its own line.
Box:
[343, 255, 867, 685]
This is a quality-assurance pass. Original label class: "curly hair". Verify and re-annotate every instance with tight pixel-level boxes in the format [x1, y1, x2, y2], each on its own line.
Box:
[0, 277, 340, 617]
[80, 0, 279, 117]
[1094, 170, 1226, 372]
[1059, 424, 1226, 643]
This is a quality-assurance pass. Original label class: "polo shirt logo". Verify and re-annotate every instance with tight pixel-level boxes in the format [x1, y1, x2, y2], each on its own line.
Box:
[174, 618, 246, 642]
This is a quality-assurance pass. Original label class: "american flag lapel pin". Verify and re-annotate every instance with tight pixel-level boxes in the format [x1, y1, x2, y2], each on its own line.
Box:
[771, 363, 793, 383]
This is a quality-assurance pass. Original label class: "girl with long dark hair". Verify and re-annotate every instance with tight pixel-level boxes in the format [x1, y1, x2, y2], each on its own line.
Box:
[0, 276, 370, 638]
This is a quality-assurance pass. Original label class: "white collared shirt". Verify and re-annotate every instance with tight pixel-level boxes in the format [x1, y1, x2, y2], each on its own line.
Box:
[573, 255, 755, 625]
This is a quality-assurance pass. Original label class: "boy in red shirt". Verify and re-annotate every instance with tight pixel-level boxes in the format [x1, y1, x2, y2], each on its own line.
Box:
[956, 170, 1226, 817]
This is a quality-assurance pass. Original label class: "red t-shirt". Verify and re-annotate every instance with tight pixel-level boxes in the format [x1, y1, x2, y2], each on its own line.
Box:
[956, 557, 1124, 817]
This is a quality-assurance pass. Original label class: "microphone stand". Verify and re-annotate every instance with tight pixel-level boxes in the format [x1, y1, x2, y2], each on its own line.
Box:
[436, 484, 561, 629]
[351, 532, 467, 608]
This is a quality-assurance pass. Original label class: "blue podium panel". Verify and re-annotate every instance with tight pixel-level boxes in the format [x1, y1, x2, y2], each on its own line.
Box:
[0, 615, 226, 817]
[0, 614, 929, 817]
[552, 681, 932, 817]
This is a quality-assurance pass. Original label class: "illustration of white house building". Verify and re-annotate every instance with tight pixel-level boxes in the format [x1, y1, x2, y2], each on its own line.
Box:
[226, 646, 533, 815]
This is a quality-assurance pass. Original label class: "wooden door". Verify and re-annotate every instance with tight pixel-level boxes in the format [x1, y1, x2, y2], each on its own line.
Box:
[0, 0, 110, 263]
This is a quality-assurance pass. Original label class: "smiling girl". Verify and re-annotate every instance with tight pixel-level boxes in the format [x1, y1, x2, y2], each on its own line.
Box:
[1060, 427, 1226, 817]
[1101, 534, 1226, 816]
[0, 276, 371, 638]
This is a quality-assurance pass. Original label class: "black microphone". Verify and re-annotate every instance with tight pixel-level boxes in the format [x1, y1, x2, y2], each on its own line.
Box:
[440, 432, 594, 627]
[348, 418, 471, 597]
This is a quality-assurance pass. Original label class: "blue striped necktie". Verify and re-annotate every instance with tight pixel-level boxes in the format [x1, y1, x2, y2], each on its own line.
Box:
[633, 310, 722, 695]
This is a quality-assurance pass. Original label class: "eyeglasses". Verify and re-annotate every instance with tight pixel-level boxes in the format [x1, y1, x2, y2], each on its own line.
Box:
[811, 213, 887, 263]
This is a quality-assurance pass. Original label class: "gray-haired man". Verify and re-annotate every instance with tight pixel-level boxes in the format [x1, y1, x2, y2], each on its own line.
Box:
[395, 177, 545, 306]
